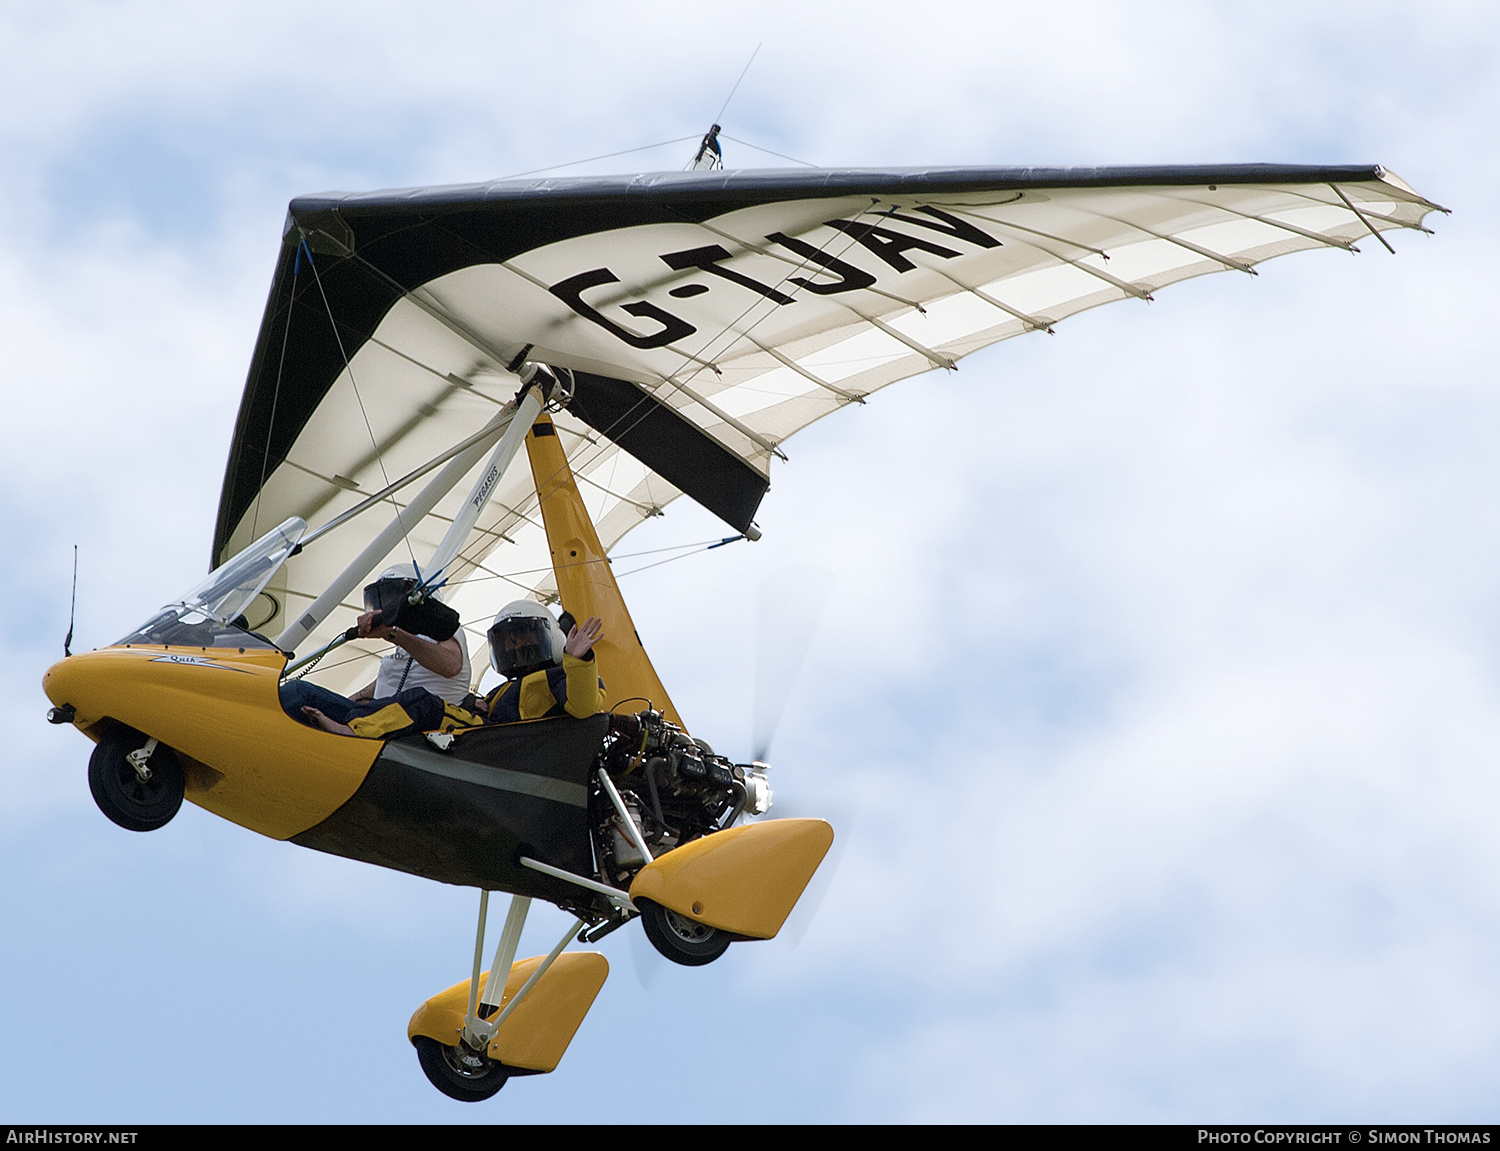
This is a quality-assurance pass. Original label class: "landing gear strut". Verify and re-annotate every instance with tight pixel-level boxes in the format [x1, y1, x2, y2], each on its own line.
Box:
[412, 891, 588, 1101]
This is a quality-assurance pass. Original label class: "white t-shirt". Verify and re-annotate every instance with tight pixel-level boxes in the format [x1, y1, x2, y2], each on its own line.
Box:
[373, 629, 472, 703]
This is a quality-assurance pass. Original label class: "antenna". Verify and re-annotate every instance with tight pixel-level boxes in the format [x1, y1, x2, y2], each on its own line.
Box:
[688, 44, 762, 171]
[64, 545, 77, 657]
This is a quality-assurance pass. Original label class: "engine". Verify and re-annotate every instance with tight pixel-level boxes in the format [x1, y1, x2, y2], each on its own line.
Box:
[591, 710, 771, 886]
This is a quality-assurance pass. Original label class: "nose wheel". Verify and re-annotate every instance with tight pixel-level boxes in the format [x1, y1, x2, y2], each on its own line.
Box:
[88, 733, 184, 832]
[412, 1036, 509, 1102]
[637, 898, 731, 966]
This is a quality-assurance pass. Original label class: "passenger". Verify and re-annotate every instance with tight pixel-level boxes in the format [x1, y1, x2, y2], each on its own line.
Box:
[483, 601, 605, 723]
[301, 601, 604, 738]
[280, 563, 471, 726]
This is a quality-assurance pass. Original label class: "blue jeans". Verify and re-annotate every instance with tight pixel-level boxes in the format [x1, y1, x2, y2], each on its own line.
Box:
[279, 679, 360, 723]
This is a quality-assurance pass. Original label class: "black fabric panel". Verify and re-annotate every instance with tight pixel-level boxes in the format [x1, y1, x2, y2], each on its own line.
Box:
[290, 714, 609, 909]
[214, 164, 1390, 561]
[565, 372, 768, 533]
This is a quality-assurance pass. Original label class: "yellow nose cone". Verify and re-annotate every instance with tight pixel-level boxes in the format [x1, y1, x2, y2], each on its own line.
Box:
[42, 651, 108, 727]
[38, 644, 380, 840]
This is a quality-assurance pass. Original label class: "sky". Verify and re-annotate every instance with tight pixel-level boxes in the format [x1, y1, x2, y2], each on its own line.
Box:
[2, 0, 1498, 1124]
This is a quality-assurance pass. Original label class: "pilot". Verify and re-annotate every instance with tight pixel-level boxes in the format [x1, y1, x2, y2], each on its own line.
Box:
[279, 563, 471, 725]
[300, 601, 603, 738]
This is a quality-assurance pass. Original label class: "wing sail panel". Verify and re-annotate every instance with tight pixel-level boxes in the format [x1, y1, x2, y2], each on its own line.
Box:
[215, 164, 1441, 693]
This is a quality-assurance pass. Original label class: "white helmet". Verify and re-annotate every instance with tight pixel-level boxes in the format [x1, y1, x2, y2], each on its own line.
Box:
[488, 600, 564, 677]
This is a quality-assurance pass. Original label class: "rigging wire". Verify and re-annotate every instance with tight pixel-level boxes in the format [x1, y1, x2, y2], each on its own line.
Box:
[684, 46, 761, 171]
[614, 535, 744, 561]
[611, 537, 744, 579]
[249, 241, 302, 544]
[441, 534, 745, 590]
[714, 44, 762, 125]
[719, 134, 816, 167]
[496, 136, 699, 182]
[302, 240, 419, 570]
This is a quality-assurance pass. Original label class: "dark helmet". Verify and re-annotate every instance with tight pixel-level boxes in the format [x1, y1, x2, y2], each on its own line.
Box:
[362, 563, 427, 622]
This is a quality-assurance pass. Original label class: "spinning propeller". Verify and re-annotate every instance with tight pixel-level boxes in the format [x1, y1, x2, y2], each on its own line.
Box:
[748, 564, 847, 948]
[749, 564, 835, 768]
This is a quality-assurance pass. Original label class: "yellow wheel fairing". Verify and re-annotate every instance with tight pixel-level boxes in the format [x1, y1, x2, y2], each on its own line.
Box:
[628, 818, 835, 940]
[407, 952, 609, 1073]
[42, 646, 379, 840]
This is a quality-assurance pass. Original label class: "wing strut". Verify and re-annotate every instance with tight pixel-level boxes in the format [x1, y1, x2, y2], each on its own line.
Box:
[274, 401, 520, 651]
[425, 371, 551, 586]
[299, 417, 524, 549]
[526, 411, 685, 728]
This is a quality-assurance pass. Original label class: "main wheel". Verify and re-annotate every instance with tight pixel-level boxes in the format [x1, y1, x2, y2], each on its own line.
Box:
[88, 734, 184, 832]
[413, 1036, 509, 1102]
[637, 898, 731, 967]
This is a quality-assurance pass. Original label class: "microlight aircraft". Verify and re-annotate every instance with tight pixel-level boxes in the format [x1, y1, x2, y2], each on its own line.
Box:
[42, 131, 1443, 1101]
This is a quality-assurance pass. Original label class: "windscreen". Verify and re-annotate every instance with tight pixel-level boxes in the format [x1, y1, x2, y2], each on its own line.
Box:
[116, 516, 306, 648]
